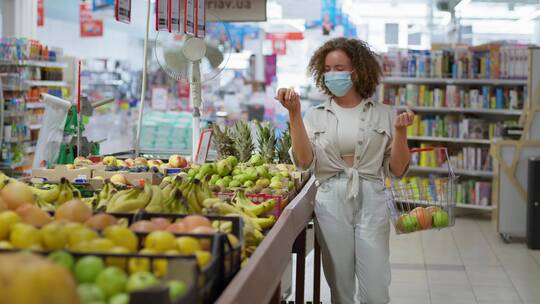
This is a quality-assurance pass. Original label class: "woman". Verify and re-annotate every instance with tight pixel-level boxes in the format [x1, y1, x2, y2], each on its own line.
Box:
[276, 38, 414, 304]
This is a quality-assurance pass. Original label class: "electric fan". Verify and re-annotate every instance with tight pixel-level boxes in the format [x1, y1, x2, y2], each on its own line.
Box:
[153, 16, 233, 160]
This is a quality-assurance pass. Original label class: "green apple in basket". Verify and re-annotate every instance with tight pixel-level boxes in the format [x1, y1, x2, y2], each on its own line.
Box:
[432, 210, 449, 228]
[397, 214, 420, 233]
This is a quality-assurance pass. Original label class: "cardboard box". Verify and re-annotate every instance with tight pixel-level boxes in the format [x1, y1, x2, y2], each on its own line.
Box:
[32, 166, 93, 183]
[92, 170, 162, 185]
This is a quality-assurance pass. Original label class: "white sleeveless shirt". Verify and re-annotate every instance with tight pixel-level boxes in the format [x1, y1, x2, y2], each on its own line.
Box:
[331, 101, 362, 157]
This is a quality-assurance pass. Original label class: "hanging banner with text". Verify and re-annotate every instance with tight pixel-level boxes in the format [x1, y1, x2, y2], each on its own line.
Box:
[80, 1, 104, 37]
[37, 0, 44, 26]
[207, 0, 266, 22]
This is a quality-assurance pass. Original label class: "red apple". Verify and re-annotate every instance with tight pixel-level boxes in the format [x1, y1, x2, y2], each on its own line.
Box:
[168, 155, 187, 168]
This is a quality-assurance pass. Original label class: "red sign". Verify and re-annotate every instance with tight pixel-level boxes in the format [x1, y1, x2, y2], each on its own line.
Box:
[81, 20, 104, 37]
[272, 39, 287, 55]
[37, 0, 44, 26]
[265, 32, 304, 41]
[80, 1, 103, 37]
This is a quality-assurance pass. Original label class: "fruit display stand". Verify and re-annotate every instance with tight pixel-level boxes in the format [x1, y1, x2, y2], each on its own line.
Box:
[216, 177, 319, 304]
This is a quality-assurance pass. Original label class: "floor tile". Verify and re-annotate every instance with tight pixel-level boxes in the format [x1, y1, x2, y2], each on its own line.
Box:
[512, 278, 540, 301]
[389, 282, 429, 298]
[465, 265, 513, 286]
[427, 269, 470, 286]
[472, 285, 521, 302]
[391, 269, 428, 285]
[389, 297, 431, 304]
[429, 283, 476, 302]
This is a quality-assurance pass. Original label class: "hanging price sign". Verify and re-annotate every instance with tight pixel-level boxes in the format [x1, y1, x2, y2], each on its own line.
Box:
[195, 129, 213, 164]
[184, 0, 196, 35]
[169, 0, 184, 33]
[156, 0, 169, 31]
[115, 0, 131, 23]
[195, 0, 206, 38]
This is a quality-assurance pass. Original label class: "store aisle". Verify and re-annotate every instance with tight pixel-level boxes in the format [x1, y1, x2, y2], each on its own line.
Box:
[289, 218, 540, 304]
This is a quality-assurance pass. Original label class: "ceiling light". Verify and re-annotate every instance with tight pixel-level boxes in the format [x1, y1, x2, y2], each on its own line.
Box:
[455, 0, 471, 11]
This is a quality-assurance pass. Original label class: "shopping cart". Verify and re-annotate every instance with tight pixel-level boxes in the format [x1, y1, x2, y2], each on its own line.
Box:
[385, 147, 458, 234]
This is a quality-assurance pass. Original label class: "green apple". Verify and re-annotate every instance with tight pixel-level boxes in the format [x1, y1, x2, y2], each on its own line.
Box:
[96, 266, 128, 298]
[47, 250, 75, 271]
[210, 174, 221, 185]
[269, 181, 283, 190]
[397, 214, 420, 233]
[243, 180, 254, 188]
[229, 180, 242, 188]
[248, 154, 264, 166]
[126, 271, 159, 292]
[256, 178, 270, 188]
[271, 176, 281, 183]
[168, 280, 187, 301]
[432, 211, 449, 228]
[78, 283, 106, 304]
[226, 155, 238, 167]
[279, 171, 290, 178]
[222, 176, 232, 183]
[216, 159, 232, 177]
[256, 166, 270, 178]
[108, 293, 129, 304]
[199, 163, 214, 176]
[75, 256, 105, 283]
[232, 168, 242, 176]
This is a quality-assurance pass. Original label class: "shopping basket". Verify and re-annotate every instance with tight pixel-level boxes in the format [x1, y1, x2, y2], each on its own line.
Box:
[385, 147, 458, 234]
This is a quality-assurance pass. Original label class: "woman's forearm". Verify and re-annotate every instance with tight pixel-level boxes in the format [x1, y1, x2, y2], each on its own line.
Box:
[389, 128, 410, 176]
[290, 111, 314, 168]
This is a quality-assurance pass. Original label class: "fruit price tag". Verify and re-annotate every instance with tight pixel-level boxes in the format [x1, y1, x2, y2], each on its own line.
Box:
[156, 0, 169, 31]
[169, 0, 184, 33]
[184, 0, 195, 35]
[115, 0, 131, 23]
[195, 0, 206, 38]
[195, 129, 213, 164]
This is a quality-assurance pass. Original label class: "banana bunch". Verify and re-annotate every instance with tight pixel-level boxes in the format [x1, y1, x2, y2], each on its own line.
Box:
[32, 178, 81, 207]
[160, 178, 190, 213]
[106, 183, 153, 213]
[96, 180, 117, 209]
[201, 195, 276, 249]
[156, 177, 215, 214]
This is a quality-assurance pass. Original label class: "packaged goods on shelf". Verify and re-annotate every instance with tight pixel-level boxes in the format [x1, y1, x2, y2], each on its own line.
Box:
[411, 143, 492, 172]
[383, 84, 526, 110]
[381, 43, 529, 79]
[456, 180, 492, 206]
[0, 38, 56, 62]
[407, 115, 506, 139]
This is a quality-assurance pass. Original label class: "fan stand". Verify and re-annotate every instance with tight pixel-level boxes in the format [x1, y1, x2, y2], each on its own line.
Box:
[135, 0, 208, 162]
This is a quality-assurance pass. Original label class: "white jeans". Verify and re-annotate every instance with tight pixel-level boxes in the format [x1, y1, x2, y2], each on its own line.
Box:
[314, 174, 391, 304]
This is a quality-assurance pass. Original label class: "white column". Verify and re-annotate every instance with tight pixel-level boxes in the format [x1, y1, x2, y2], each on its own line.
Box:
[534, 18, 540, 45]
[1, 0, 37, 38]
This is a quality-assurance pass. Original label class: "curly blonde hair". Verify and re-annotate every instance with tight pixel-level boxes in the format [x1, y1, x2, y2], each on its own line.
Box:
[308, 37, 382, 99]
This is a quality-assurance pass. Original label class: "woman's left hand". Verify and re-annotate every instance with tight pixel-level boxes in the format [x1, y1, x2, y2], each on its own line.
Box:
[394, 108, 415, 131]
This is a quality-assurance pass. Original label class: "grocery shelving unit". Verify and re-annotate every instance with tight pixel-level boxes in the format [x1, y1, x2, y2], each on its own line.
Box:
[379, 46, 529, 212]
[0, 58, 68, 173]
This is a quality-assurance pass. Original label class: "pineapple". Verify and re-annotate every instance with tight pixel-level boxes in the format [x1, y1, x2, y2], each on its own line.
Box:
[212, 124, 235, 159]
[256, 121, 277, 164]
[276, 123, 292, 164]
[231, 121, 254, 163]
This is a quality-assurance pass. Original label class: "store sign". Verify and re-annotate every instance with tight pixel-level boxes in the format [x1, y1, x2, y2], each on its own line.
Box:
[265, 32, 304, 40]
[207, 0, 266, 22]
[115, 0, 131, 23]
[37, 0, 44, 26]
[80, 2, 104, 37]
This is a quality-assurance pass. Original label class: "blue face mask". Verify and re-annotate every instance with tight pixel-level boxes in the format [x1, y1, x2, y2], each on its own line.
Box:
[324, 71, 353, 97]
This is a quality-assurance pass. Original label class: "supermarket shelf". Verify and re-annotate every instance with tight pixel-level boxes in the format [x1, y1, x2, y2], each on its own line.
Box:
[29, 124, 42, 130]
[26, 80, 68, 87]
[382, 77, 528, 86]
[85, 80, 123, 86]
[26, 102, 45, 109]
[2, 85, 28, 91]
[408, 166, 494, 177]
[393, 105, 522, 116]
[456, 204, 494, 211]
[408, 135, 491, 145]
[0, 60, 67, 68]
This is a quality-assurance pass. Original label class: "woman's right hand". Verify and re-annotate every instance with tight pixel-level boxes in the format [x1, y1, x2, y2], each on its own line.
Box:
[275, 87, 301, 115]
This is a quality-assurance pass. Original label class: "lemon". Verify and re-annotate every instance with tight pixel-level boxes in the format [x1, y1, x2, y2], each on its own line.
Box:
[86, 238, 115, 253]
[0, 211, 21, 240]
[176, 236, 202, 255]
[103, 225, 138, 252]
[40, 222, 68, 251]
[128, 249, 155, 274]
[195, 250, 212, 268]
[10, 223, 41, 249]
[144, 231, 176, 252]
[68, 227, 98, 248]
